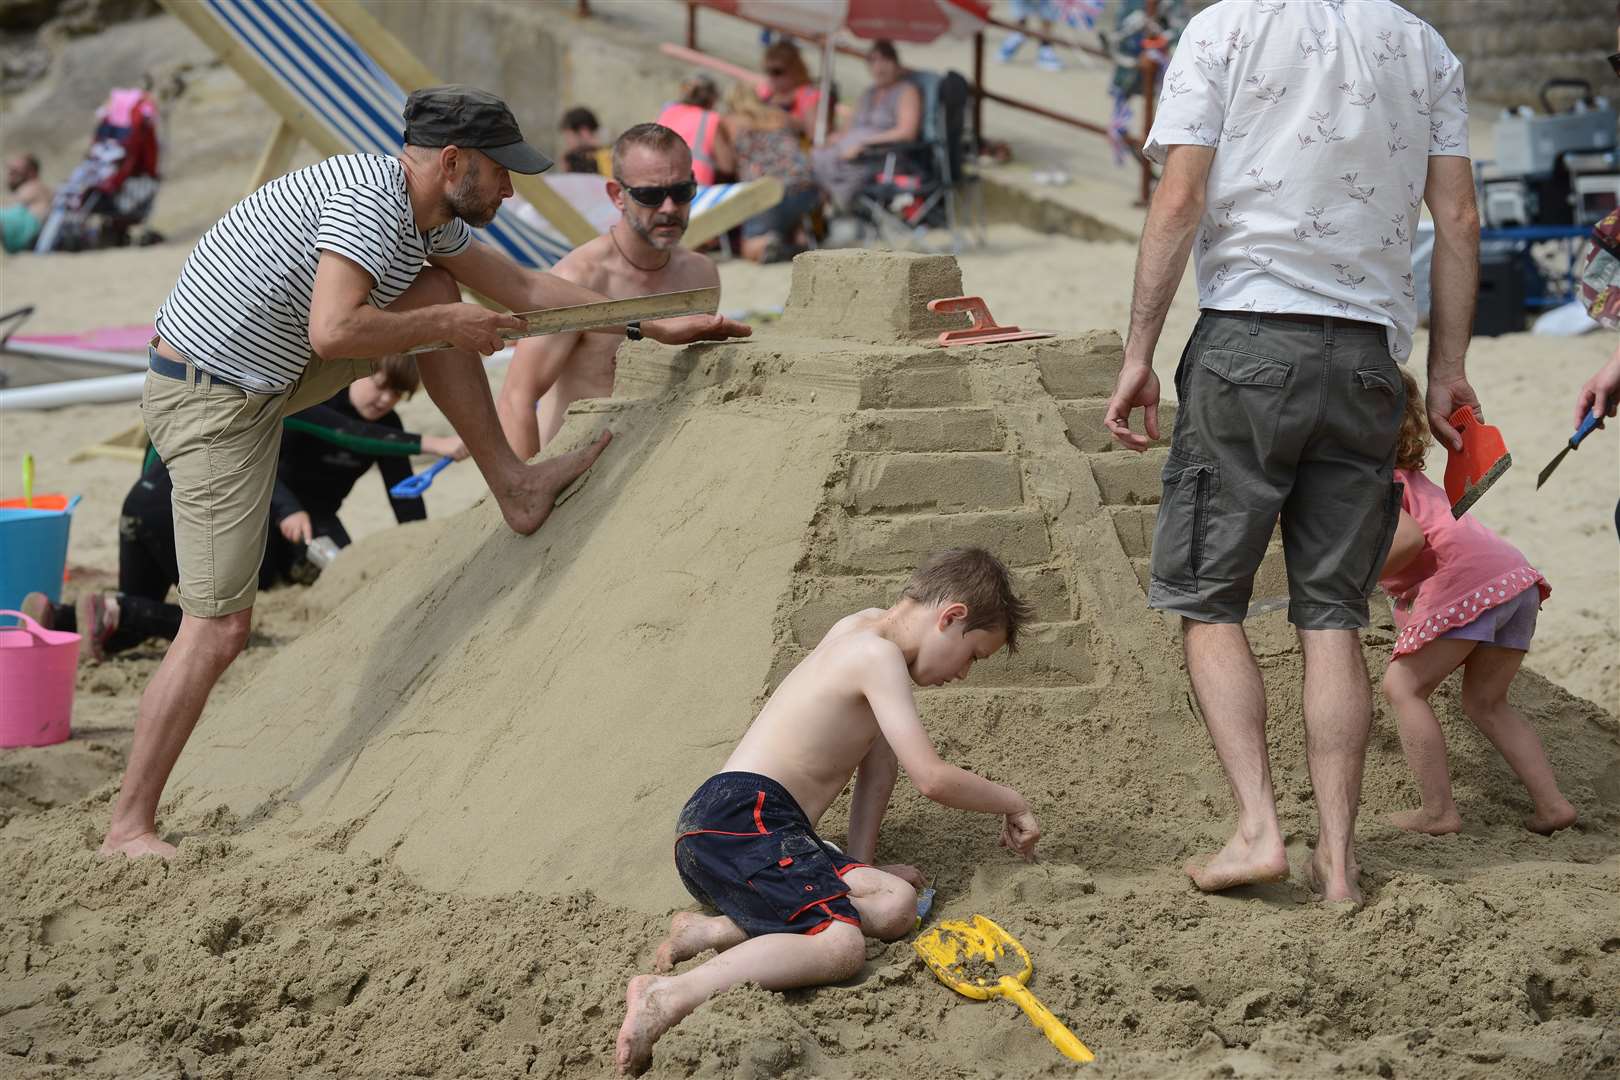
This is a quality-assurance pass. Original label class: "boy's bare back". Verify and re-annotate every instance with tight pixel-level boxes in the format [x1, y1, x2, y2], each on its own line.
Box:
[722, 609, 899, 826]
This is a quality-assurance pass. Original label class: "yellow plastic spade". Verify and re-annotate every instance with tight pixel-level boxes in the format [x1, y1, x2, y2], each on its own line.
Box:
[914, 914, 1094, 1063]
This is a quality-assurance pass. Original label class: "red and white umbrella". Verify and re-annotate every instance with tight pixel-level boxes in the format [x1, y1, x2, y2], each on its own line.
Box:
[698, 0, 989, 141]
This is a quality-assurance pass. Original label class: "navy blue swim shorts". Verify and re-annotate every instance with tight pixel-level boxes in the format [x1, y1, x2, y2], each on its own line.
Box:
[674, 771, 866, 937]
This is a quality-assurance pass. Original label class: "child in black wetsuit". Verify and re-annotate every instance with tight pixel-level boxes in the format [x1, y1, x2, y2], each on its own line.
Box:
[24, 357, 464, 659]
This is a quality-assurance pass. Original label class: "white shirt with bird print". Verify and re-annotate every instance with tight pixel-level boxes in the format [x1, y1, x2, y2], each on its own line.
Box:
[1145, 0, 1469, 363]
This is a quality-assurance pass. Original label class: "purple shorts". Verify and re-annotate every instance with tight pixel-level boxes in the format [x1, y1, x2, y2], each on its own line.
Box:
[1438, 588, 1538, 651]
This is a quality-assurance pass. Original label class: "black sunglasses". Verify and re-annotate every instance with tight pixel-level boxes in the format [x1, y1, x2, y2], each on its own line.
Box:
[764, 66, 787, 76]
[617, 179, 698, 207]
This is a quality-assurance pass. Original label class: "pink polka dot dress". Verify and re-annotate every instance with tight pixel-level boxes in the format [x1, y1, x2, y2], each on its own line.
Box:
[1379, 468, 1550, 658]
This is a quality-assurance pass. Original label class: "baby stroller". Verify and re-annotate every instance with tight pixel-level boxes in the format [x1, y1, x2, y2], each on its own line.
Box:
[34, 88, 163, 253]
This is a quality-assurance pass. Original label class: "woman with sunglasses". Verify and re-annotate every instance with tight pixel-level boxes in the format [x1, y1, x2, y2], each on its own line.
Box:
[722, 80, 818, 263]
[810, 40, 922, 213]
[758, 39, 823, 140]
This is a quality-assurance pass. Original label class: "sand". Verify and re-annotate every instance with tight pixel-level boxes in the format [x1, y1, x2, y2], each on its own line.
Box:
[3, 19, 1619, 1080]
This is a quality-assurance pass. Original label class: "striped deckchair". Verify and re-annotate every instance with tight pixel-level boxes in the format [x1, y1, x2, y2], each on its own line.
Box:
[158, 0, 782, 262]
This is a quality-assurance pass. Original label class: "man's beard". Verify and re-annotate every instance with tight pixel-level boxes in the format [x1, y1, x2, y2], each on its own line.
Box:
[626, 209, 687, 251]
[447, 166, 498, 228]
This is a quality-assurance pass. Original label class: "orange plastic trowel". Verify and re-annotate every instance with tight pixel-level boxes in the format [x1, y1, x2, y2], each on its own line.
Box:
[1444, 407, 1511, 518]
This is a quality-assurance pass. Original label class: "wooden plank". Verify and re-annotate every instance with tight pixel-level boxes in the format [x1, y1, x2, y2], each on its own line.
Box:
[245, 119, 301, 195]
[683, 177, 785, 248]
[405, 288, 720, 354]
[158, 0, 350, 160]
[316, 0, 600, 248]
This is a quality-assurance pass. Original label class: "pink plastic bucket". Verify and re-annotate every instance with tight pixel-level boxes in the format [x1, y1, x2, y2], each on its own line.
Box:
[0, 609, 78, 748]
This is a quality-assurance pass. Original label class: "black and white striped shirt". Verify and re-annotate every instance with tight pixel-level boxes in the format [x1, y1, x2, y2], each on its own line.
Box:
[155, 154, 470, 393]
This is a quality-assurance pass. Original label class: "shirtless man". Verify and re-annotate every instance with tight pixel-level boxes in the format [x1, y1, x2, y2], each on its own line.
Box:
[3, 153, 54, 253]
[613, 547, 1042, 1076]
[498, 123, 720, 459]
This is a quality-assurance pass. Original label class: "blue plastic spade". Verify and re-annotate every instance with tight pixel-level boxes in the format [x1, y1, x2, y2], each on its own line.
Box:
[389, 456, 453, 499]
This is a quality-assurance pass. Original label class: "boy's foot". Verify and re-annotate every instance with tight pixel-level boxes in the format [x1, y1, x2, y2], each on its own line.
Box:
[76, 591, 118, 663]
[616, 974, 676, 1076]
[1036, 45, 1065, 72]
[1387, 806, 1462, 835]
[1184, 830, 1288, 892]
[1525, 800, 1577, 835]
[1306, 848, 1363, 907]
[97, 831, 177, 860]
[19, 591, 54, 628]
[997, 32, 1026, 62]
[654, 912, 707, 972]
[499, 430, 612, 536]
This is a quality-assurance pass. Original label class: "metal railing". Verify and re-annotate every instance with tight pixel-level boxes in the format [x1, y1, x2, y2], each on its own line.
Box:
[672, 0, 1159, 204]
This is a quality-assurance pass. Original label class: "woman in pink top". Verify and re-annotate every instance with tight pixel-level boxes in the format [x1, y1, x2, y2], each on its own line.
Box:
[656, 75, 735, 187]
[1378, 370, 1576, 836]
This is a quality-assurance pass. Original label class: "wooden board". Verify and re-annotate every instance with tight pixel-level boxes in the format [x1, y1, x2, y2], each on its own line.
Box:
[404, 287, 720, 354]
[318, 0, 600, 247]
[683, 177, 786, 249]
[245, 119, 302, 195]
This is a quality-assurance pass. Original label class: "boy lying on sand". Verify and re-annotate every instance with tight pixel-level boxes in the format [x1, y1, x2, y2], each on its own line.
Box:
[616, 547, 1042, 1074]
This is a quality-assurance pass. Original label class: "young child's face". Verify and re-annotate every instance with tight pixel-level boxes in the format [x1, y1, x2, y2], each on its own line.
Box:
[349, 373, 402, 421]
[910, 603, 1007, 687]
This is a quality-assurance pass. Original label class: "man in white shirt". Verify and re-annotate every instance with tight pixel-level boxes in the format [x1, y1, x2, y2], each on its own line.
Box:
[1104, 0, 1482, 905]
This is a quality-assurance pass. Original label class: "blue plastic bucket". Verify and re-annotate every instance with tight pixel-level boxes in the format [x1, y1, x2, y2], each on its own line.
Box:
[0, 495, 81, 611]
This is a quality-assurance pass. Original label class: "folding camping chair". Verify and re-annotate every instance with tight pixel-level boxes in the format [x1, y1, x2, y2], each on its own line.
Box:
[851, 69, 984, 253]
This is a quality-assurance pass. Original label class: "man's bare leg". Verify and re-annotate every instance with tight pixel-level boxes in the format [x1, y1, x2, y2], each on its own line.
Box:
[1382, 639, 1475, 835]
[101, 609, 252, 857]
[1298, 628, 1372, 904]
[653, 912, 747, 972]
[1182, 620, 1289, 891]
[617, 920, 864, 1075]
[395, 269, 610, 534]
[536, 362, 615, 450]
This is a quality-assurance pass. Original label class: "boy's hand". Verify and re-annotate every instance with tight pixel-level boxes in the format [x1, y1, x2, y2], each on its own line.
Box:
[878, 863, 928, 890]
[1001, 809, 1041, 862]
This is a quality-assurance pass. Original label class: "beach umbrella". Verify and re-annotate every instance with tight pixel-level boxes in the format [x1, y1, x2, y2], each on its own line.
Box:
[699, 0, 989, 142]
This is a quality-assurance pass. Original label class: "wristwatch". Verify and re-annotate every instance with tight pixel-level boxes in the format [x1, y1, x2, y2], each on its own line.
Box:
[625, 321, 643, 341]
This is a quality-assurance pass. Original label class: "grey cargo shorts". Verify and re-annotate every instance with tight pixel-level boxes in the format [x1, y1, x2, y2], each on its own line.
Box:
[1148, 310, 1406, 630]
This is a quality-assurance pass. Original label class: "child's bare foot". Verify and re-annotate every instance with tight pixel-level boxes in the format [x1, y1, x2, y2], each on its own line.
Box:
[1184, 830, 1289, 892]
[97, 832, 176, 859]
[1387, 806, 1462, 835]
[1525, 800, 1577, 835]
[655, 912, 708, 972]
[498, 429, 611, 535]
[616, 974, 676, 1076]
[1307, 848, 1362, 907]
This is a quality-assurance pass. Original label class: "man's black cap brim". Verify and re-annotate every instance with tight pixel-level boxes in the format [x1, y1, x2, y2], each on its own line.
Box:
[482, 140, 553, 175]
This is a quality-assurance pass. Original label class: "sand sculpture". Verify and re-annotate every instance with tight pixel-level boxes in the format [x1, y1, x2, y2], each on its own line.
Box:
[6, 251, 1614, 1077]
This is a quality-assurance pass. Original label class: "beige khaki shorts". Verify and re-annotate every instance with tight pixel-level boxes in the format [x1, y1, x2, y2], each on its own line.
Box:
[140, 350, 374, 618]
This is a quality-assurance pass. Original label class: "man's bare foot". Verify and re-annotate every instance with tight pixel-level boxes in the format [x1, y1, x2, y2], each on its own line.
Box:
[97, 832, 176, 859]
[615, 974, 677, 1076]
[1387, 806, 1462, 835]
[1184, 830, 1289, 892]
[654, 912, 710, 973]
[499, 429, 612, 535]
[1306, 848, 1362, 906]
[1525, 800, 1577, 835]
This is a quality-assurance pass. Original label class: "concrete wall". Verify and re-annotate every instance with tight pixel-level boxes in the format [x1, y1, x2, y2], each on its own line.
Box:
[1401, 0, 1612, 109]
[357, 0, 691, 159]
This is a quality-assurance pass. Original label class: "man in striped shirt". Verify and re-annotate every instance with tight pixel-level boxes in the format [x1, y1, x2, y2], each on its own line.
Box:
[104, 87, 749, 860]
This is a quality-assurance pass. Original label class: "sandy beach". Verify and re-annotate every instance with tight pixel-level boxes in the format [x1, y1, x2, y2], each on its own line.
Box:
[2, 8, 1617, 1080]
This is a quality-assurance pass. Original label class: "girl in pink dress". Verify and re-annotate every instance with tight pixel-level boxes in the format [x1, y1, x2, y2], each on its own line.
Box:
[1378, 370, 1576, 836]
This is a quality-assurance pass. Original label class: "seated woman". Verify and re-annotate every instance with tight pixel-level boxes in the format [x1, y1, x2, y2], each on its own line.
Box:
[721, 81, 819, 263]
[655, 74, 735, 187]
[757, 39, 823, 140]
[23, 358, 464, 660]
[810, 40, 922, 213]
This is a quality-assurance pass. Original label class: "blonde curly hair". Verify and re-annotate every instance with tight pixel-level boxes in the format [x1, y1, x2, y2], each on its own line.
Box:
[1394, 367, 1430, 471]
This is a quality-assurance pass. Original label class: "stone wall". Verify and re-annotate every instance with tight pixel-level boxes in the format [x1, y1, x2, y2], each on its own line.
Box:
[1401, 0, 1612, 109]
[357, 0, 691, 159]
